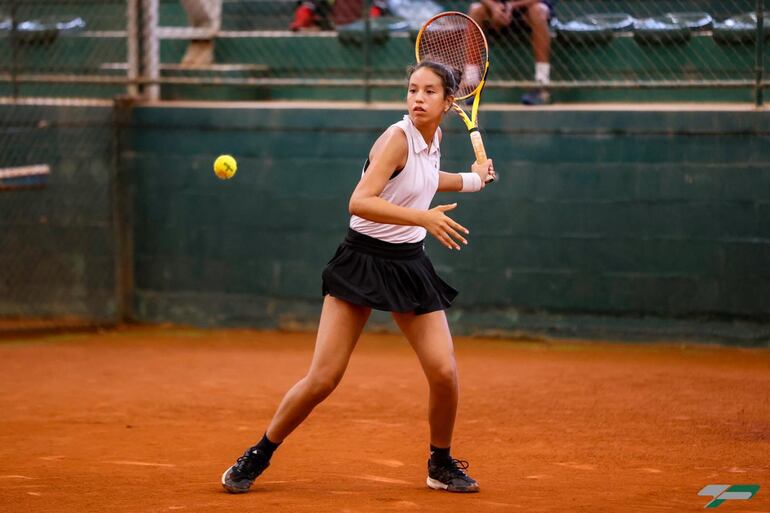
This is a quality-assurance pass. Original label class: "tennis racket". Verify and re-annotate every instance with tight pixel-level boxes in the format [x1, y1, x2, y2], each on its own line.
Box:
[415, 11, 493, 182]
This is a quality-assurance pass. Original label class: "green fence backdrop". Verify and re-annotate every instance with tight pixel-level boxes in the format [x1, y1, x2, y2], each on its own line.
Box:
[0, 0, 768, 101]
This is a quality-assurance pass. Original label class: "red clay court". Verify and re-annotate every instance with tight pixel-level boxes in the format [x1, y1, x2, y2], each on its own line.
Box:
[1, 326, 768, 513]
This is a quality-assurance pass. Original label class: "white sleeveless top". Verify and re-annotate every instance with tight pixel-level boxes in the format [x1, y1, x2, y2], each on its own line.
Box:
[349, 115, 440, 243]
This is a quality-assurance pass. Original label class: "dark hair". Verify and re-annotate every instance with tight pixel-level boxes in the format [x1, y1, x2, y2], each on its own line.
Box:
[407, 61, 462, 97]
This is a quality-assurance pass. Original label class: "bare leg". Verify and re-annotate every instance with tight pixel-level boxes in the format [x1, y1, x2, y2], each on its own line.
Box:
[392, 310, 458, 448]
[468, 2, 494, 29]
[180, 0, 216, 28]
[179, 0, 221, 65]
[265, 295, 371, 442]
[526, 2, 551, 64]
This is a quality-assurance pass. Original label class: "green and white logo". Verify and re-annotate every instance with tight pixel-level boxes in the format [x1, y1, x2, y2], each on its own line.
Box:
[699, 485, 760, 508]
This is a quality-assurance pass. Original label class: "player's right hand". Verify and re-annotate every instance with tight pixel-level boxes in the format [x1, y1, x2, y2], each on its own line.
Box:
[421, 203, 469, 250]
[472, 159, 495, 186]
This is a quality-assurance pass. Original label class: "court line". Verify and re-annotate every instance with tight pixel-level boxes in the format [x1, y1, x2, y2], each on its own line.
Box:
[104, 460, 176, 468]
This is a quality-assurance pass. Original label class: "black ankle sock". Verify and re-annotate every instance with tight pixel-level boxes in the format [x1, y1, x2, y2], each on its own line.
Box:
[430, 444, 452, 465]
[255, 433, 281, 459]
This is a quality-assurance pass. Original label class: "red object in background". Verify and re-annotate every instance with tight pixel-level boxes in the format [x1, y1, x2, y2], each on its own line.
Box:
[290, 4, 316, 31]
[333, 0, 384, 25]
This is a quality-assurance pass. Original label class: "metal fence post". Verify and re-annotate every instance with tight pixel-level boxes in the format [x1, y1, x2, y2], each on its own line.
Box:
[363, 0, 371, 103]
[756, 0, 765, 106]
[112, 96, 136, 324]
[141, 0, 160, 101]
[9, 0, 18, 98]
[127, 0, 140, 97]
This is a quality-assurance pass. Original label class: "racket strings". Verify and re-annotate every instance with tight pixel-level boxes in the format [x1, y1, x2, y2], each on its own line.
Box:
[417, 14, 487, 99]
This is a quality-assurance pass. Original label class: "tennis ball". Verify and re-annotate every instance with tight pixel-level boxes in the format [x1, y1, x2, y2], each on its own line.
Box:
[213, 154, 237, 180]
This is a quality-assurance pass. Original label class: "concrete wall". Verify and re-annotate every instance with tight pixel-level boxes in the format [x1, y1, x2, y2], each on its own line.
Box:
[124, 104, 770, 344]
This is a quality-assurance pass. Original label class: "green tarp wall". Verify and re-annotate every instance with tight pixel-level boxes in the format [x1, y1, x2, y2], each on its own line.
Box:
[2, 102, 769, 343]
[122, 103, 770, 344]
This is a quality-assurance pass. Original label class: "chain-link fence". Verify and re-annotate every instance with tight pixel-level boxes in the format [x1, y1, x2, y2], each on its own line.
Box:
[0, 0, 767, 101]
[0, 1, 129, 332]
[1, 0, 129, 98]
[0, 101, 121, 333]
[1, 0, 768, 332]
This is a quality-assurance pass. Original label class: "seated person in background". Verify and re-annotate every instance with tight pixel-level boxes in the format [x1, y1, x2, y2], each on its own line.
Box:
[468, 0, 554, 105]
[291, 0, 389, 31]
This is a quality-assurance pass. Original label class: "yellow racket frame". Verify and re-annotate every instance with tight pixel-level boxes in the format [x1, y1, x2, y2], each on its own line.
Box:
[415, 11, 492, 174]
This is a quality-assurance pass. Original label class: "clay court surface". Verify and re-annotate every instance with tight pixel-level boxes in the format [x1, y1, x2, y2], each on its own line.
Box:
[0, 326, 768, 513]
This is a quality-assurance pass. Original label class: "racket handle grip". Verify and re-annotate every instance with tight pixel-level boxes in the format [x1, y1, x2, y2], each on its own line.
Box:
[469, 130, 495, 183]
[470, 130, 487, 163]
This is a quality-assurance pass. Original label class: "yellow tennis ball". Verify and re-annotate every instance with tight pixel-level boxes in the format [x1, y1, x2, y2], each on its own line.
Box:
[213, 154, 237, 180]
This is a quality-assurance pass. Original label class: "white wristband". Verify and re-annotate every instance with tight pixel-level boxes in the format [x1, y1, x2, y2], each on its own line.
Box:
[459, 172, 482, 192]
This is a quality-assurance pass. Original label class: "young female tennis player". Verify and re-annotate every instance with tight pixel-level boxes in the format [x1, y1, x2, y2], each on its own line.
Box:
[222, 61, 495, 494]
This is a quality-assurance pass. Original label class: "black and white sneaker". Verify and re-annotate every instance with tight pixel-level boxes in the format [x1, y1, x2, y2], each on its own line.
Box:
[221, 446, 271, 493]
[521, 88, 552, 106]
[427, 458, 480, 493]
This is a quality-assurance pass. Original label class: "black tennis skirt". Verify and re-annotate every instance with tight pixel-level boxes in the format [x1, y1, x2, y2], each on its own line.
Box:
[322, 228, 458, 315]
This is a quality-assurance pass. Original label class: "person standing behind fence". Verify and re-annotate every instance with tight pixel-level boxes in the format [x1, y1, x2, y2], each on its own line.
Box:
[468, 0, 554, 105]
[180, 0, 222, 66]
